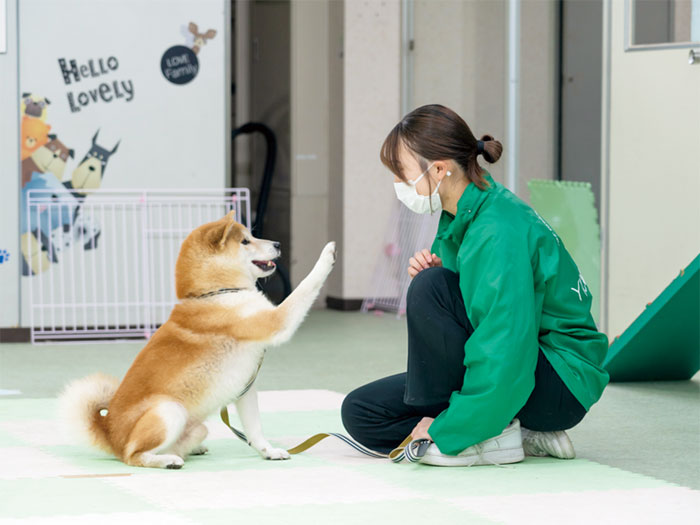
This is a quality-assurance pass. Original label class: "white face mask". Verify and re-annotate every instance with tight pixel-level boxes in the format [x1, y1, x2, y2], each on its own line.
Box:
[394, 163, 451, 215]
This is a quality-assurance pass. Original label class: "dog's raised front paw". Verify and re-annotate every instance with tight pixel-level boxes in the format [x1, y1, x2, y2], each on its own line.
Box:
[322, 241, 336, 262]
[315, 241, 336, 274]
[261, 447, 291, 460]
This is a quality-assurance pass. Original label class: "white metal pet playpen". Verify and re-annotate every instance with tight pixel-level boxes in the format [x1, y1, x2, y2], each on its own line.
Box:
[23, 188, 251, 343]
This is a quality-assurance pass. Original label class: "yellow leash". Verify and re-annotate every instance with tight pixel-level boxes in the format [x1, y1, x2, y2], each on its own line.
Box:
[220, 354, 416, 462]
[220, 406, 414, 462]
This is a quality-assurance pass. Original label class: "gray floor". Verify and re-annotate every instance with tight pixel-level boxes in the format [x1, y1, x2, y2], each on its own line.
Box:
[1, 309, 698, 489]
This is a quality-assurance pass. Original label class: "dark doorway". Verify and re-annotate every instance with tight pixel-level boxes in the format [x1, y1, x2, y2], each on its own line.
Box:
[558, 0, 603, 214]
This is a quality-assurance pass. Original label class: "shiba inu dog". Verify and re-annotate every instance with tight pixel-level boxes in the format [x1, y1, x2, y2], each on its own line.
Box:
[59, 212, 336, 469]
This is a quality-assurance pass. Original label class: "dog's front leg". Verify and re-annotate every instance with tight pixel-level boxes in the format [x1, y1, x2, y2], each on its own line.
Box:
[234, 384, 290, 460]
[266, 241, 336, 346]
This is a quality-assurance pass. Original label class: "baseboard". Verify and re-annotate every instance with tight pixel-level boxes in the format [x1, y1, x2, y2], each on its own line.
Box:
[326, 296, 364, 311]
[0, 328, 31, 343]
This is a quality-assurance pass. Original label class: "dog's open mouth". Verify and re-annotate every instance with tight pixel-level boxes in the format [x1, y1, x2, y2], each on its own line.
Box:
[252, 260, 276, 271]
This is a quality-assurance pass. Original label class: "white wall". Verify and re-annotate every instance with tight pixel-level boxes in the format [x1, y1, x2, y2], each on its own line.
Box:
[603, 0, 700, 337]
[519, 0, 558, 194]
[341, 0, 401, 299]
[327, 0, 345, 298]
[2, 0, 230, 330]
[18, 0, 227, 191]
[473, 0, 507, 186]
[0, 0, 20, 329]
[290, 0, 331, 288]
[320, 0, 557, 303]
[411, 0, 557, 201]
[292, 0, 401, 302]
[412, 0, 478, 123]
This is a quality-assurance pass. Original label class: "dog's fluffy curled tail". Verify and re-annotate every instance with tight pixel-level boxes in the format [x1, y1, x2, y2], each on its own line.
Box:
[58, 373, 120, 454]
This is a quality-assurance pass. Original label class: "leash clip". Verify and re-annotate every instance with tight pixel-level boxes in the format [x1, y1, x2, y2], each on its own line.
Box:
[404, 439, 432, 463]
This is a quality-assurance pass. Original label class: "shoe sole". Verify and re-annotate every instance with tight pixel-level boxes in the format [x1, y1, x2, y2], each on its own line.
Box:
[420, 446, 525, 467]
[549, 431, 575, 459]
[524, 431, 576, 459]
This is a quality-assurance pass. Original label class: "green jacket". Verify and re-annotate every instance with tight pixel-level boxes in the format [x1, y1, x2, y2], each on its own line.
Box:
[428, 174, 609, 455]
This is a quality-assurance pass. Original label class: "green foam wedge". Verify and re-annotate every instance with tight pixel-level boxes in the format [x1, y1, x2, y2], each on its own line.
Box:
[603, 255, 699, 382]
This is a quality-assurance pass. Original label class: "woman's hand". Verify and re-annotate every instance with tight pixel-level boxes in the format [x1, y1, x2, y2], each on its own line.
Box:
[408, 249, 443, 278]
[410, 417, 434, 441]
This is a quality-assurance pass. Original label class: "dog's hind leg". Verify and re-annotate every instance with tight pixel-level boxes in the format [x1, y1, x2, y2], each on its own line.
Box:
[169, 421, 208, 457]
[123, 400, 188, 469]
[235, 385, 290, 460]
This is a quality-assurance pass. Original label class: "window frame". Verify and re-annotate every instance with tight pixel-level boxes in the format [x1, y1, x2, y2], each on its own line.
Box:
[625, 0, 700, 52]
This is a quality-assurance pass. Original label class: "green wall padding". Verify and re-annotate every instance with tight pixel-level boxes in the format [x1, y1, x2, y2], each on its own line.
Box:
[603, 255, 699, 382]
[528, 180, 601, 326]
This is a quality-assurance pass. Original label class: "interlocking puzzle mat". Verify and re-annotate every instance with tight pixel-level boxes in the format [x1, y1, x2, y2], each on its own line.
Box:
[1, 390, 699, 524]
[528, 180, 601, 326]
[603, 254, 700, 382]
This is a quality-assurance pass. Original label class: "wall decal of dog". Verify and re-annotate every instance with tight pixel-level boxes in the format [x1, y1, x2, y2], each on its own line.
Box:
[65, 129, 120, 195]
[22, 134, 75, 187]
[21, 92, 51, 121]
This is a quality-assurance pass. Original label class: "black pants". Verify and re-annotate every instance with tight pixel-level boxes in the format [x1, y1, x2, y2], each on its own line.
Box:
[342, 267, 586, 454]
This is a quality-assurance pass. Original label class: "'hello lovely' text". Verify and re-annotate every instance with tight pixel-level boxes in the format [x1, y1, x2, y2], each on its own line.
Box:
[58, 57, 134, 113]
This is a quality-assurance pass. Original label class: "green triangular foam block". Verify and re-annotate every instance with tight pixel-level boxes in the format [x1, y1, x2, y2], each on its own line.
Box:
[528, 180, 601, 325]
[603, 254, 699, 382]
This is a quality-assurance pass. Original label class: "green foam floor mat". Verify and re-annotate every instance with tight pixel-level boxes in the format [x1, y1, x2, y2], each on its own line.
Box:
[1, 393, 699, 524]
[603, 254, 699, 382]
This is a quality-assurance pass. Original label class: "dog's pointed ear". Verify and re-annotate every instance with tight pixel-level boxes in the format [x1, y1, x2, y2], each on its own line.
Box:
[218, 211, 239, 248]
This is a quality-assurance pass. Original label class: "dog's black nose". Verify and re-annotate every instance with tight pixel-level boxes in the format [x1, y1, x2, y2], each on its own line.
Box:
[273, 242, 281, 250]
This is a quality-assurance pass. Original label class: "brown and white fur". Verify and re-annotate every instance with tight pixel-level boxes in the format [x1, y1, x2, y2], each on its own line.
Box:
[58, 212, 335, 469]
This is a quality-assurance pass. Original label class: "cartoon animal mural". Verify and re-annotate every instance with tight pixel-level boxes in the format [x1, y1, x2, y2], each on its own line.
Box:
[19, 93, 120, 276]
[21, 172, 80, 275]
[187, 22, 216, 54]
[21, 93, 51, 121]
[22, 135, 74, 187]
[64, 130, 120, 195]
[21, 115, 51, 160]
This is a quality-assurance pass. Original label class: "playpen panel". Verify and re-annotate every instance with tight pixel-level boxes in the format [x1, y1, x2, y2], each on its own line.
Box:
[25, 188, 250, 342]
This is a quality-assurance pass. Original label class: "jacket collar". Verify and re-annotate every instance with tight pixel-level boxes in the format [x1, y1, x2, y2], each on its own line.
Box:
[436, 173, 495, 243]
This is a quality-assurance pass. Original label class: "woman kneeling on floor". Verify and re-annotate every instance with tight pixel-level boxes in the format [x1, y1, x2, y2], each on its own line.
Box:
[341, 104, 609, 467]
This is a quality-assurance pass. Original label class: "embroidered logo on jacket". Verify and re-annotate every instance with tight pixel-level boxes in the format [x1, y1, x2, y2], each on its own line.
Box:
[571, 273, 590, 301]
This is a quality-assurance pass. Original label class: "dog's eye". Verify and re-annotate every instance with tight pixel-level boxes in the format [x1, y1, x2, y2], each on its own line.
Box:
[241, 239, 250, 245]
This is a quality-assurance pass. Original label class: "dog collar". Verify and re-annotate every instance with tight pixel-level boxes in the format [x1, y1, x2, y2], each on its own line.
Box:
[197, 288, 246, 299]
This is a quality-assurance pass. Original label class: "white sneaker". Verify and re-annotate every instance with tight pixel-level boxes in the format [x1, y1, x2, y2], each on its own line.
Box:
[521, 427, 576, 459]
[419, 419, 525, 467]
